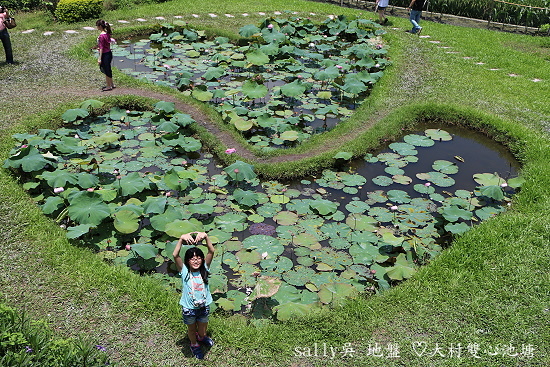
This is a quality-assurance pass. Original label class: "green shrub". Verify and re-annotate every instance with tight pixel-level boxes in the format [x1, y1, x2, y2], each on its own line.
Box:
[1, 0, 42, 11]
[0, 303, 112, 366]
[54, 0, 102, 23]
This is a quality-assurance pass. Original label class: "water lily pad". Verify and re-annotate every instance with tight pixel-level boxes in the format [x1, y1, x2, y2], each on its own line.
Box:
[403, 134, 435, 147]
[273, 211, 298, 225]
[372, 175, 393, 187]
[242, 235, 284, 257]
[432, 160, 459, 174]
[425, 129, 452, 141]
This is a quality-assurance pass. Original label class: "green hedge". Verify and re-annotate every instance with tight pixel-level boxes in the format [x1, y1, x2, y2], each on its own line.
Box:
[54, 0, 102, 23]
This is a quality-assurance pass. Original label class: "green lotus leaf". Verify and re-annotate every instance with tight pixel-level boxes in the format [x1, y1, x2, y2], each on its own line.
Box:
[187, 203, 215, 215]
[381, 232, 404, 247]
[389, 142, 417, 156]
[3, 146, 53, 172]
[155, 121, 179, 133]
[164, 219, 204, 238]
[224, 160, 257, 181]
[185, 50, 200, 58]
[366, 190, 388, 204]
[142, 196, 167, 215]
[203, 66, 226, 81]
[479, 185, 505, 200]
[283, 266, 315, 286]
[40, 170, 78, 188]
[345, 200, 370, 214]
[270, 194, 290, 204]
[387, 190, 411, 204]
[444, 222, 470, 234]
[309, 199, 338, 216]
[80, 99, 104, 111]
[162, 134, 202, 152]
[319, 222, 352, 239]
[475, 205, 504, 220]
[239, 24, 261, 37]
[341, 78, 366, 94]
[473, 173, 506, 186]
[293, 232, 321, 249]
[341, 174, 366, 187]
[314, 247, 353, 271]
[236, 249, 261, 264]
[372, 175, 393, 187]
[413, 183, 436, 194]
[163, 169, 190, 191]
[209, 273, 228, 295]
[67, 191, 110, 226]
[440, 205, 473, 222]
[384, 254, 416, 281]
[246, 49, 270, 66]
[433, 160, 459, 174]
[242, 80, 268, 99]
[318, 283, 356, 305]
[280, 130, 299, 141]
[417, 172, 455, 187]
[112, 172, 152, 196]
[233, 188, 259, 207]
[385, 166, 405, 176]
[507, 176, 525, 189]
[425, 129, 452, 141]
[66, 224, 92, 239]
[392, 175, 413, 185]
[316, 90, 332, 99]
[191, 87, 214, 102]
[280, 80, 306, 98]
[61, 108, 89, 122]
[260, 256, 293, 273]
[77, 173, 99, 189]
[273, 211, 298, 226]
[346, 214, 377, 232]
[215, 212, 247, 232]
[242, 235, 284, 257]
[403, 134, 435, 147]
[153, 101, 175, 114]
[250, 276, 282, 300]
[113, 209, 140, 234]
[42, 196, 65, 214]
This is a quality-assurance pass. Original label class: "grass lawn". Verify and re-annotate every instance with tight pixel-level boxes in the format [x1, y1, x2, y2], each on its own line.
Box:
[1, 0, 549, 366]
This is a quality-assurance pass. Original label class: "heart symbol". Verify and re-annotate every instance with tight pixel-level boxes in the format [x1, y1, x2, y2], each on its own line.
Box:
[412, 341, 427, 357]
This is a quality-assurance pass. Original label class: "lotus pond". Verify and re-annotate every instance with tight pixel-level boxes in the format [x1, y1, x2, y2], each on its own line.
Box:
[3, 99, 523, 320]
[111, 16, 390, 150]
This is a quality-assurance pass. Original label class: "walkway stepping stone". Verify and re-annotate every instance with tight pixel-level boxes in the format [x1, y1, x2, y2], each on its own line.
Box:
[117, 20, 129, 23]
[155, 16, 165, 20]
[65, 30, 78, 34]
[83, 26, 95, 30]
[209, 13, 218, 17]
[174, 15, 183, 18]
[475, 62, 485, 65]
[532, 79, 542, 82]
[225, 14, 235, 17]
[43, 31, 54, 36]
[192, 14, 199, 18]
[136, 18, 147, 21]
[21, 29, 35, 34]
[242, 13, 249, 16]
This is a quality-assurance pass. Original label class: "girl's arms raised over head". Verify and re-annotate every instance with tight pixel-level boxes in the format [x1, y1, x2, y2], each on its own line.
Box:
[195, 232, 215, 267]
[172, 232, 215, 271]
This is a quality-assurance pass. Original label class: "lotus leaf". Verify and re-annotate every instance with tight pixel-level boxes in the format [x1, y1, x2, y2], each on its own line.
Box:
[260, 256, 293, 273]
[280, 80, 306, 98]
[62, 108, 89, 122]
[270, 194, 290, 204]
[273, 211, 298, 226]
[250, 276, 282, 300]
[113, 210, 140, 234]
[164, 219, 204, 237]
[440, 205, 473, 222]
[217, 290, 248, 312]
[236, 249, 261, 264]
[425, 129, 452, 141]
[283, 266, 315, 286]
[403, 134, 435, 147]
[387, 190, 411, 204]
[280, 130, 299, 142]
[314, 247, 353, 270]
[475, 205, 504, 220]
[346, 214, 377, 231]
[40, 170, 78, 188]
[318, 283, 356, 305]
[66, 224, 92, 239]
[413, 183, 436, 195]
[191, 87, 214, 102]
[293, 232, 321, 249]
[507, 176, 525, 189]
[3, 146, 54, 172]
[392, 175, 413, 185]
[309, 199, 338, 216]
[239, 24, 261, 37]
[372, 175, 393, 187]
[246, 49, 270, 66]
[67, 191, 110, 226]
[444, 222, 470, 234]
[473, 173, 505, 186]
[224, 161, 257, 181]
[243, 235, 284, 257]
[42, 196, 64, 214]
[384, 254, 416, 280]
[345, 200, 370, 214]
[432, 160, 459, 174]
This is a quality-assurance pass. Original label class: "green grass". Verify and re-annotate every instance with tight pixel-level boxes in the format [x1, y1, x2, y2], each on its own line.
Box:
[2, 1, 550, 366]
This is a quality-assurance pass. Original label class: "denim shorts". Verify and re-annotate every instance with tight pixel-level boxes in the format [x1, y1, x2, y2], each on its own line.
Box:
[182, 305, 210, 325]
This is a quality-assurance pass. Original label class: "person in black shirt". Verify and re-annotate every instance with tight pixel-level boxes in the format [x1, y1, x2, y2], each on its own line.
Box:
[407, 0, 425, 34]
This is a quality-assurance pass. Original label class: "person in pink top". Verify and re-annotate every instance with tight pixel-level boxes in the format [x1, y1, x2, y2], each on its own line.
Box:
[0, 5, 14, 64]
[95, 19, 115, 91]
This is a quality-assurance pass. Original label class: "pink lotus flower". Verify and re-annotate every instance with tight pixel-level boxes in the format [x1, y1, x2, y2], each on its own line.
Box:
[125, 244, 131, 251]
[370, 269, 376, 274]
[336, 65, 343, 69]
[165, 192, 171, 197]
[424, 182, 431, 187]
[267, 24, 273, 29]
[182, 160, 187, 165]
[234, 169, 239, 173]
[390, 205, 398, 211]
[500, 183, 508, 187]
[20, 144, 28, 149]
[163, 64, 171, 69]
[53, 187, 64, 193]
[225, 148, 236, 154]
[87, 188, 95, 192]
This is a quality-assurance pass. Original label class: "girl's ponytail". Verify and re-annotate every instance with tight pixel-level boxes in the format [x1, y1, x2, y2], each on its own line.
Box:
[96, 19, 112, 35]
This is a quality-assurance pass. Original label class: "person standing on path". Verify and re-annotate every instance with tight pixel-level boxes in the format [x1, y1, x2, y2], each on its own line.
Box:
[407, 0, 426, 34]
[0, 5, 14, 64]
[173, 231, 216, 360]
[95, 19, 115, 91]
[375, 0, 390, 24]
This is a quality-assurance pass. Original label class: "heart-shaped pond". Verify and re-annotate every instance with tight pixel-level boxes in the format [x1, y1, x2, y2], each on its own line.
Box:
[3, 100, 522, 320]
[111, 16, 389, 150]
